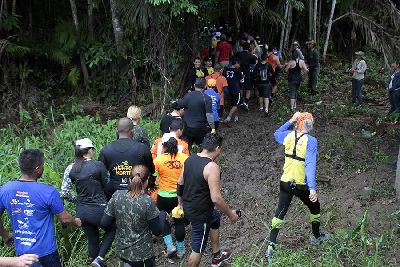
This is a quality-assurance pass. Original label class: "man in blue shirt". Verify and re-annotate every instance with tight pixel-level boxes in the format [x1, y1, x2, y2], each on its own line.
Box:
[204, 78, 221, 130]
[0, 149, 81, 267]
[265, 112, 328, 262]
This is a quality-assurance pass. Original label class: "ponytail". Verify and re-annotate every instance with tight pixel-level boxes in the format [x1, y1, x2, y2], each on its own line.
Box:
[128, 164, 149, 198]
[71, 146, 91, 173]
[163, 137, 178, 157]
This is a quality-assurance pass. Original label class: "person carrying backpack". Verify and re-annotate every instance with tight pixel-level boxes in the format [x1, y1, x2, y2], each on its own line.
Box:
[253, 53, 273, 116]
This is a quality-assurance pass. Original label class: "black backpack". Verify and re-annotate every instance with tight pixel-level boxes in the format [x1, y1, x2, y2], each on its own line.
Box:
[256, 63, 269, 83]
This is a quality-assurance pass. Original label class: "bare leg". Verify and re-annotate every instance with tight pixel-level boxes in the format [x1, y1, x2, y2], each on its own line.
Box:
[210, 228, 220, 254]
[264, 98, 270, 112]
[272, 85, 278, 95]
[259, 97, 263, 109]
[246, 90, 251, 101]
[188, 252, 202, 267]
[228, 106, 238, 119]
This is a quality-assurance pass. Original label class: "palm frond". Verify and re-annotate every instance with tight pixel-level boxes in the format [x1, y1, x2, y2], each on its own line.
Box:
[67, 66, 80, 86]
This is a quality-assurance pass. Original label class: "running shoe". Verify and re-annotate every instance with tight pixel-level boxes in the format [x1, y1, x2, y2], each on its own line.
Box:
[234, 116, 239, 122]
[242, 102, 249, 110]
[310, 232, 330, 245]
[224, 116, 232, 122]
[166, 246, 177, 258]
[259, 107, 264, 112]
[176, 249, 185, 259]
[91, 257, 107, 267]
[211, 249, 232, 267]
[264, 244, 274, 263]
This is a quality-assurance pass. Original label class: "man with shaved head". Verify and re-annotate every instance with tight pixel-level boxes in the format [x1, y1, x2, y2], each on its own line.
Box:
[99, 117, 154, 199]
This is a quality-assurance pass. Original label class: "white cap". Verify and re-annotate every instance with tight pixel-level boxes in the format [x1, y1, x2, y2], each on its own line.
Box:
[76, 138, 94, 149]
[161, 132, 177, 144]
[215, 32, 221, 37]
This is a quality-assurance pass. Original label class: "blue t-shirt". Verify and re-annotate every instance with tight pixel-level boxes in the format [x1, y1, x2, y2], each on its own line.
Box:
[204, 88, 220, 122]
[0, 181, 64, 257]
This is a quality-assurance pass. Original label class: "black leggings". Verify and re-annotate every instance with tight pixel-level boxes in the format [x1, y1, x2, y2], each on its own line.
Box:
[269, 181, 321, 244]
[76, 204, 116, 261]
[122, 257, 155, 267]
[157, 196, 185, 242]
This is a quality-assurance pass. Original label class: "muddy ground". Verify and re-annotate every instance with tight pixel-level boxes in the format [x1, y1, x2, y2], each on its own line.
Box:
[152, 88, 400, 266]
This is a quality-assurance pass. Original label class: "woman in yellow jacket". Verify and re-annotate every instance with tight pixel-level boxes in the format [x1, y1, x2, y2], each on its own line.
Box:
[153, 136, 188, 259]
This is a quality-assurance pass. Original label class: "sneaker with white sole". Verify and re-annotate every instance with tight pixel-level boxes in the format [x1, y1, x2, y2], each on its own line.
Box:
[91, 257, 107, 267]
[310, 232, 330, 245]
[264, 244, 275, 264]
[176, 249, 185, 259]
[211, 249, 232, 267]
[166, 246, 177, 258]
[234, 116, 239, 122]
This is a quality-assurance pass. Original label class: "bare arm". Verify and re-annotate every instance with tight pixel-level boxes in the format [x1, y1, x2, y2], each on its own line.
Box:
[205, 162, 238, 221]
[177, 165, 185, 207]
[300, 60, 309, 73]
[56, 211, 81, 227]
[0, 255, 39, 267]
[0, 211, 13, 246]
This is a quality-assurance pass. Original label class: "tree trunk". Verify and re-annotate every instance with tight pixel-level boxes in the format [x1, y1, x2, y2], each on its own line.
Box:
[69, 0, 90, 86]
[395, 145, 400, 200]
[88, 0, 93, 36]
[11, 0, 16, 15]
[322, 0, 336, 61]
[313, 0, 318, 41]
[317, 0, 322, 41]
[109, 0, 125, 54]
[0, 0, 4, 26]
[28, 0, 32, 38]
[308, 0, 313, 40]
[284, 4, 292, 50]
[279, 1, 289, 53]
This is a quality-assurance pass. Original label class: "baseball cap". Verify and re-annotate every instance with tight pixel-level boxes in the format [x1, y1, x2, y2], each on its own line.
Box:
[207, 78, 217, 87]
[76, 138, 94, 149]
[161, 132, 177, 144]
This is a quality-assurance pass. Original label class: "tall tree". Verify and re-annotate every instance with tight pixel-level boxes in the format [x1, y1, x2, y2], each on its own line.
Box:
[88, 0, 93, 36]
[279, 1, 289, 52]
[109, 0, 125, 53]
[313, 0, 318, 40]
[69, 0, 90, 85]
[323, 0, 336, 61]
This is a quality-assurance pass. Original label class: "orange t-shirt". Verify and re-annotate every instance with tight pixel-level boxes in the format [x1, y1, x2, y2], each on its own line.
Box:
[151, 136, 189, 159]
[205, 73, 228, 105]
[268, 53, 280, 71]
[154, 153, 188, 195]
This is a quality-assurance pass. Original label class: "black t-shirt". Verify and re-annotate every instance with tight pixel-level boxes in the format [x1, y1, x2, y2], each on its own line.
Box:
[188, 67, 208, 89]
[98, 138, 155, 195]
[69, 160, 108, 205]
[159, 114, 182, 135]
[182, 154, 214, 223]
[253, 62, 273, 84]
[180, 90, 213, 129]
[223, 67, 243, 94]
[237, 51, 257, 79]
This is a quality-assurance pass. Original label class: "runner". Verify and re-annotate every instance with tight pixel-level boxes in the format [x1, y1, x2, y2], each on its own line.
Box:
[61, 138, 116, 267]
[180, 78, 215, 149]
[159, 100, 185, 135]
[151, 119, 189, 159]
[286, 53, 309, 111]
[189, 57, 207, 90]
[99, 117, 154, 199]
[205, 57, 215, 75]
[204, 79, 221, 130]
[0, 255, 39, 267]
[305, 40, 320, 96]
[0, 149, 81, 267]
[223, 59, 243, 122]
[350, 51, 367, 105]
[205, 63, 228, 119]
[267, 46, 284, 103]
[253, 53, 273, 116]
[292, 41, 305, 60]
[127, 105, 150, 148]
[153, 137, 189, 259]
[101, 165, 162, 267]
[177, 133, 239, 267]
[265, 112, 329, 261]
[387, 59, 400, 121]
[215, 34, 233, 67]
[237, 42, 257, 110]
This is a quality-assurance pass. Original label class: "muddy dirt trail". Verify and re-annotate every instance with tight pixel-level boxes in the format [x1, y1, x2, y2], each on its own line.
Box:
[153, 97, 399, 266]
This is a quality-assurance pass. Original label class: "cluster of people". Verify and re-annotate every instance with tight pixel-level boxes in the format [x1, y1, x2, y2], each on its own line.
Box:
[192, 31, 323, 119]
[0, 99, 330, 266]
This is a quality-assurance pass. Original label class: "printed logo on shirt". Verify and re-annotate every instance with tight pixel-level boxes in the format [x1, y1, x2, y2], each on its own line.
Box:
[113, 161, 133, 176]
[164, 160, 184, 170]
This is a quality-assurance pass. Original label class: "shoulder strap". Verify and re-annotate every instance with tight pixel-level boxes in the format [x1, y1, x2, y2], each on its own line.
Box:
[285, 131, 306, 161]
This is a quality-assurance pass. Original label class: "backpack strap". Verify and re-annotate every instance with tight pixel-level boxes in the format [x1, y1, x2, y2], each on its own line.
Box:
[285, 131, 306, 161]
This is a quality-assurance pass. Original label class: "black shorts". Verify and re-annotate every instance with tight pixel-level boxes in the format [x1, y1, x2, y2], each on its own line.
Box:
[256, 83, 272, 98]
[229, 93, 241, 107]
[288, 81, 301, 99]
[157, 196, 178, 213]
[243, 78, 253, 91]
[190, 209, 221, 253]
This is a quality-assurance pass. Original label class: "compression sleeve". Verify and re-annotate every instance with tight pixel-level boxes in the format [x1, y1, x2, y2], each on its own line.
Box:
[274, 121, 293, 145]
[305, 136, 318, 190]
